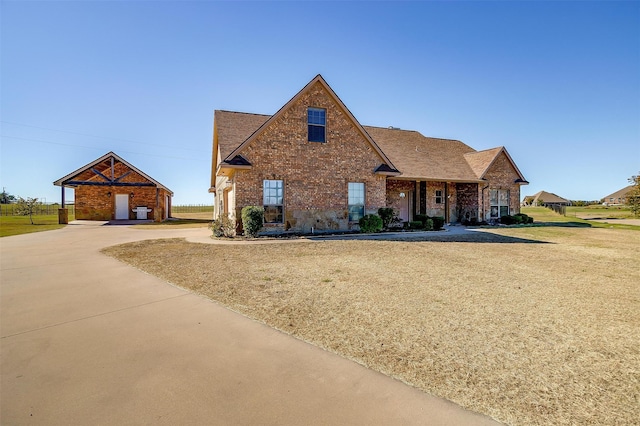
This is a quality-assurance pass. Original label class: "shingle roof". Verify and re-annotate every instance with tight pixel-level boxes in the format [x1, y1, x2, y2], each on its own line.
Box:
[602, 185, 634, 200]
[211, 75, 527, 185]
[525, 190, 569, 204]
[215, 110, 270, 161]
[211, 111, 526, 183]
[464, 147, 504, 178]
[363, 126, 481, 181]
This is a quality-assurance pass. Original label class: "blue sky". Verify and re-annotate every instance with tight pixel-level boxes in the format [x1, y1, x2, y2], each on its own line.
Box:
[2, 1, 638, 204]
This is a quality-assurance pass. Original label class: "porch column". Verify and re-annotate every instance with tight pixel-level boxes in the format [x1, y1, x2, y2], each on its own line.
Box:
[444, 184, 449, 223]
[58, 185, 68, 224]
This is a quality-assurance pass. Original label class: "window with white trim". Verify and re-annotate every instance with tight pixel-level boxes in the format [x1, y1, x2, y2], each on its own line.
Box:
[435, 190, 443, 204]
[308, 107, 326, 142]
[263, 179, 283, 223]
[490, 189, 510, 218]
[348, 182, 365, 222]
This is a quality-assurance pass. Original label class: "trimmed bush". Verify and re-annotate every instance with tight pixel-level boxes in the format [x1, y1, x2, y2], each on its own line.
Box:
[378, 207, 396, 229]
[424, 218, 434, 231]
[241, 206, 264, 237]
[500, 215, 516, 225]
[359, 214, 383, 233]
[414, 214, 429, 226]
[431, 216, 445, 230]
[408, 221, 423, 230]
[209, 214, 235, 238]
[514, 213, 534, 224]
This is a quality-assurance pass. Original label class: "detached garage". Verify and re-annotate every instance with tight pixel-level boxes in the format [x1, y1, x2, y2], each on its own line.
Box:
[54, 152, 173, 222]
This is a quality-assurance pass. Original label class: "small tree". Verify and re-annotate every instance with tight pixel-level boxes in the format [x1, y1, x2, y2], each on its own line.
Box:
[15, 197, 40, 224]
[626, 172, 640, 217]
[241, 206, 264, 237]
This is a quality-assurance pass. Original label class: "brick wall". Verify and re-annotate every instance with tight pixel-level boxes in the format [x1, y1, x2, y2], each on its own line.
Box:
[480, 151, 522, 220]
[234, 81, 387, 232]
[74, 163, 170, 221]
[456, 183, 479, 223]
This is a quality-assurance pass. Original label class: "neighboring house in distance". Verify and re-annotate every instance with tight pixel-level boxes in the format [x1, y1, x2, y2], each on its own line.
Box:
[210, 75, 528, 234]
[601, 185, 634, 206]
[54, 151, 173, 221]
[523, 191, 571, 207]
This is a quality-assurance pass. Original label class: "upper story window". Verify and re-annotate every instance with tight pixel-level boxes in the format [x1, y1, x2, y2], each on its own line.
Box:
[308, 107, 326, 143]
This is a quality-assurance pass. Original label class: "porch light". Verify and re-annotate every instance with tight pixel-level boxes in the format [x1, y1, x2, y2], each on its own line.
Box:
[399, 192, 406, 198]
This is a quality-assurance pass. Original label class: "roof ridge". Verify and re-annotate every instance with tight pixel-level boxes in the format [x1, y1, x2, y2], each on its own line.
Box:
[216, 110, 272, 118]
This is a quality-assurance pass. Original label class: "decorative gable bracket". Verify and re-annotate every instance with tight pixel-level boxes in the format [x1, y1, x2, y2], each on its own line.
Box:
[374, 163, 401, 176]
[217, 155, 253, 176]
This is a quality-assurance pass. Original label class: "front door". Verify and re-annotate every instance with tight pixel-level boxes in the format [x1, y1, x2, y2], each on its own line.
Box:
[115, 194, 129, 220]
[398, 193, 410, 222]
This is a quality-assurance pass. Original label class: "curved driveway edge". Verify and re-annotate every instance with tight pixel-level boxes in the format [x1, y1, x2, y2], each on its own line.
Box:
[1, 222, 500, 425]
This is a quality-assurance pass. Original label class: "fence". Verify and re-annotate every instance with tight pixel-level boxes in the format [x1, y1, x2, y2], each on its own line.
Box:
[171, 204, 214, 213]
[545, 204, 566, 216]
[0, 204, 75, 216]
[1, 203, 212, 216]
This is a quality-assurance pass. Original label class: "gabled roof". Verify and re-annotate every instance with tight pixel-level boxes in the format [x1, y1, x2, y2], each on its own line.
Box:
[465, 146, 528, 183]
[524, 190, 569, 204]
[211, 75, 398, 181]
[54, 151, 173, 194]
[602, 185, 634, 200]
[210, 74, 528, 186]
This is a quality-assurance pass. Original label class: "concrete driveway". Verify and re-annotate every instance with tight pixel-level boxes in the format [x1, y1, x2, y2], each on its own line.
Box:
[1, 222, 500, 425]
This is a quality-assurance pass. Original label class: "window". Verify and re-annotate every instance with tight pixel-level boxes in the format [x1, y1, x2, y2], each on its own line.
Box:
[308, 107, 326, 142]
[435, 190, 443, 204]
[263, 180, 283, 223]
[348, 182, 365, 222]
[490, 189, 510, 218]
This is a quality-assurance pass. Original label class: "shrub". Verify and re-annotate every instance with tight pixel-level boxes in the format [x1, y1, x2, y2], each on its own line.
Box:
[424, 218, 434, 231]
[241, 206, 264, 237]
[414, 214, 429, 226]
[514, 213, 534, 224]
[431, 216, 445, 230]
[500, 215, 516, 225]
[359, 214, 383, 233]
[408, 221, 423, 230]
[377, 207, 396, 229]
[209, 215, 235, 238]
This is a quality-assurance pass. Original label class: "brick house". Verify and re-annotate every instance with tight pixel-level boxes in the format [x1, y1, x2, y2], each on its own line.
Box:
[523, 190, 571, 207]
[54, 152, 173, 221]
[601, 185, 634, 206]
[210, 75, 528, 233]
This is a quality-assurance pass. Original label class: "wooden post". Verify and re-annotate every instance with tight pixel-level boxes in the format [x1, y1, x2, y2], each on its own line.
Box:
[58, 185, 68, 224]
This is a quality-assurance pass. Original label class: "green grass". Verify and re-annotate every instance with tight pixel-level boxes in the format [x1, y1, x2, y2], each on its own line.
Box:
[565, 204, 634, 219]
[521, 206, 639, 231]
[0, 214, 74, 237]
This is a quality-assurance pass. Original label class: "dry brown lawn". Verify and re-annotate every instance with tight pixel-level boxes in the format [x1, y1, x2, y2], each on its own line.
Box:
[102, 226, 640, 425]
